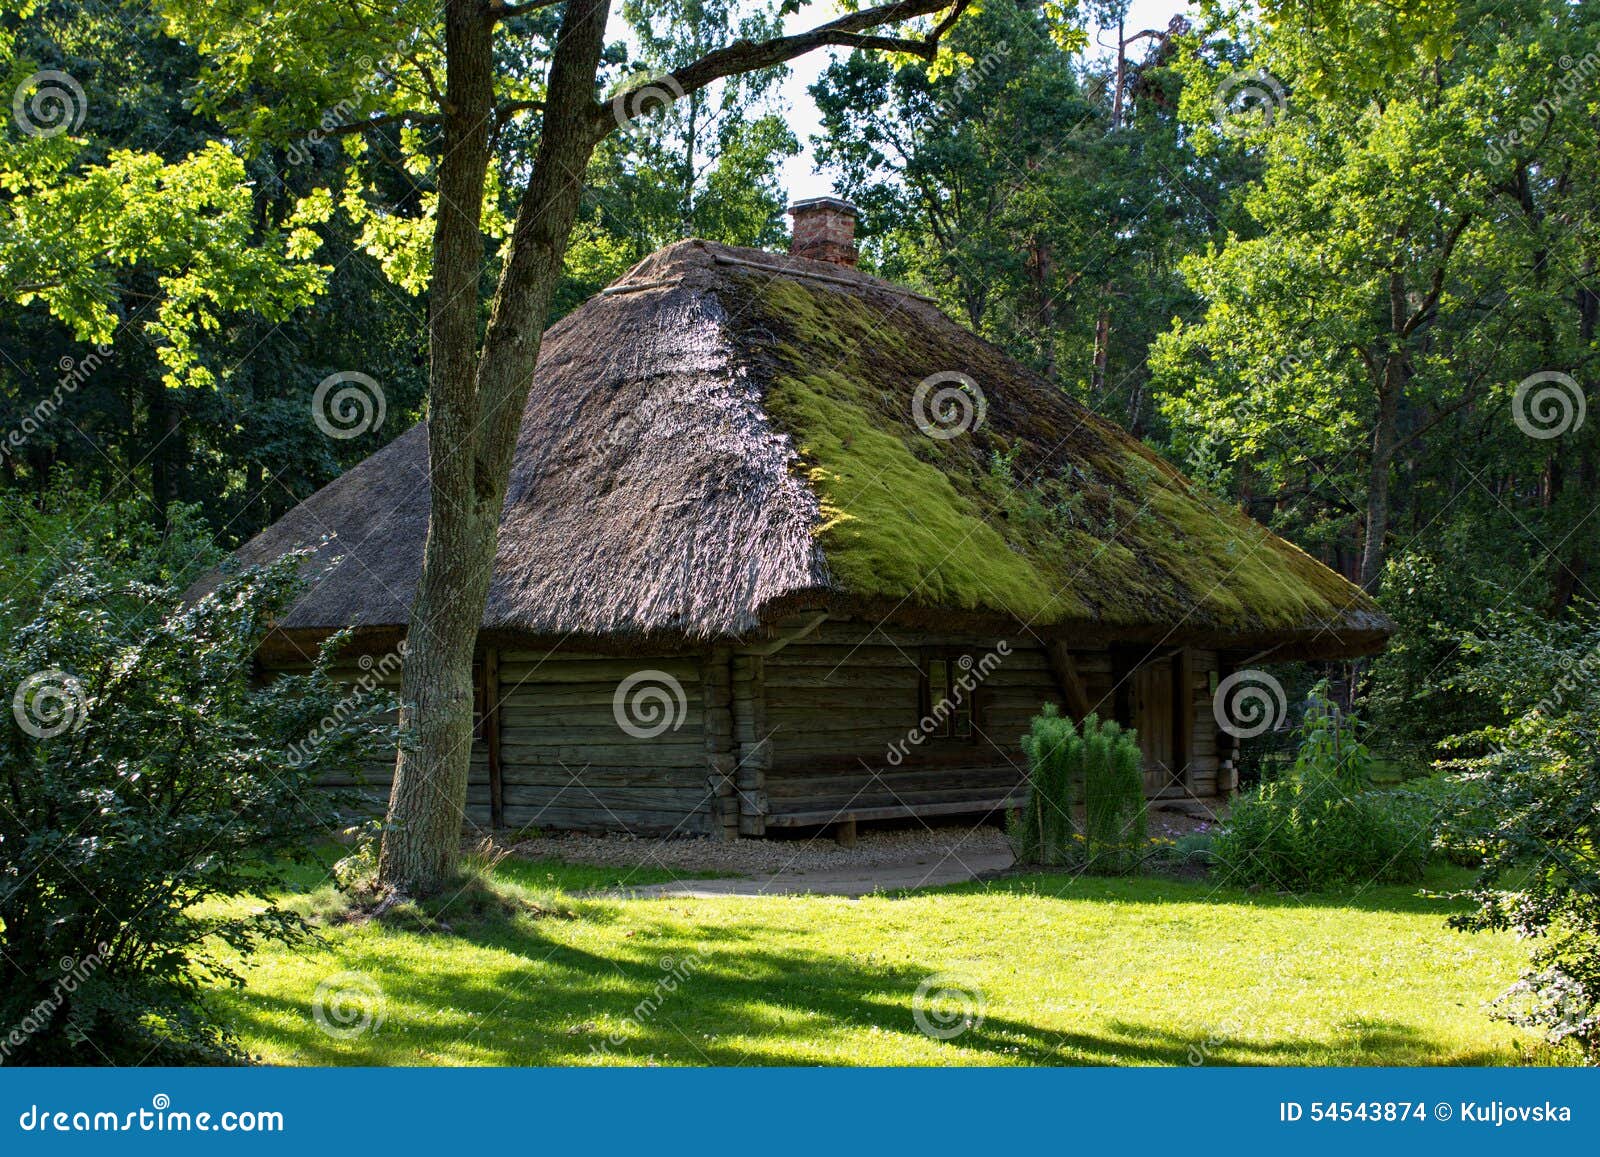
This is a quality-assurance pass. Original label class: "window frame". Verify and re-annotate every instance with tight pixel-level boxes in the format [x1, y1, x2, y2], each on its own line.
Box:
[917, 646, 983, 742]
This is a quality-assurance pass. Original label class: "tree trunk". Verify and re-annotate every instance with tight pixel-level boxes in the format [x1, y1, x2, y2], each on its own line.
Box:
[1552, 255, 1597, 611]
[1356, 276, 1408, 592]
[1028, 236, 1056, 379]
[378, 0, 611, 896]
[1091, 308, 1111, 395]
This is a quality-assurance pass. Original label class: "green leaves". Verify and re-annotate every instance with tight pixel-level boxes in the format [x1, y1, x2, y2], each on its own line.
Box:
[0, 517, 397, 1064]
[3, 19, 331, 389]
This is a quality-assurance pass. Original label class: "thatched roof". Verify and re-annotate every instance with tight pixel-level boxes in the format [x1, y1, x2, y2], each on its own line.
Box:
[213, 240, 1390, 659]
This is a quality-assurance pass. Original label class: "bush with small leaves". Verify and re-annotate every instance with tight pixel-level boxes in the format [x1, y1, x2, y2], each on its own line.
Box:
[1443, 602, 1600, 1062]
[0, 551, 395, 1065]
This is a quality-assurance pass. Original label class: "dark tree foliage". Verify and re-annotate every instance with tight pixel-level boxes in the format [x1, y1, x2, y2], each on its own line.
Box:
[0, 518, 395, 1064]
[0, 1, 427, 539]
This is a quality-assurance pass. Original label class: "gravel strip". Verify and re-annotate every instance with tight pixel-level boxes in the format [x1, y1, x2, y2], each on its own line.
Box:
[509, 823, 1014, 875]
[508, 808, 1216, 878]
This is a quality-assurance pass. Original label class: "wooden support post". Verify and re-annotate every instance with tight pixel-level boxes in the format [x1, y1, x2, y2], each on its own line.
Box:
[1171, 647, 1193, 790]
[834, 817, 857, 848]
[732, 653, 768, 837]
[1215, 656, 1239, 795]
[1045, 640, 1092, 721]
[484, 648, 504, 830]
[702, 646, 738, 841]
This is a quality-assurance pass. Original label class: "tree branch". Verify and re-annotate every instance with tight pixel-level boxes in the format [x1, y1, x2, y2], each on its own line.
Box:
[316, 101, 543, 139]
[319, 110, 437, 138]
[489, 0, 563, 21]
[592, 0, 962, 136]
[1400, 211, 1472, 338]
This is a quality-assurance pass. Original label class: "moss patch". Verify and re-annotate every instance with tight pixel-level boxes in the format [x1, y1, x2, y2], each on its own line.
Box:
[726, 272, 1372, 633]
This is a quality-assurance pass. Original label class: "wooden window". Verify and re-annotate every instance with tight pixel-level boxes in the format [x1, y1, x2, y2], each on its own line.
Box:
[919, 649, 978, 740]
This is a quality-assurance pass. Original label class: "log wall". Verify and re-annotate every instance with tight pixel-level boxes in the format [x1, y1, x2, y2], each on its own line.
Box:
[753, 622, 1229, 828]
[273, 651, 494, 828]
[274, 624, 1233, 839]
[486, 650, 714, 836]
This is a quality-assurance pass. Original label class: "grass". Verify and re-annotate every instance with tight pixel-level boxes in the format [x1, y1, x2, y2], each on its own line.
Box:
[212, 859, 1539, 1067]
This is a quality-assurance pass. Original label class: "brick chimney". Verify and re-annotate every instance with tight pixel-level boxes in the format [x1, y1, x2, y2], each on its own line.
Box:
[788, 197, 859, 266]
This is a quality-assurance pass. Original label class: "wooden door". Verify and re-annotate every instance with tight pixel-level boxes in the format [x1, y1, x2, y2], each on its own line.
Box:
[1132, 661, 1175, 795]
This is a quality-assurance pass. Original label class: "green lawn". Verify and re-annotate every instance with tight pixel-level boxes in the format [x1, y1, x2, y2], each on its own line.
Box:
[213, 858, 1539, 1066]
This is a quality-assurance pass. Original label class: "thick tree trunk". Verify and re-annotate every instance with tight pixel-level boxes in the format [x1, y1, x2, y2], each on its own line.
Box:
[375, 0, 959, 894]
[378, 0, 611, 896]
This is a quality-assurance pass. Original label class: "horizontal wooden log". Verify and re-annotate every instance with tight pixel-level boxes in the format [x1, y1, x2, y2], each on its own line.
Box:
[758, 697, 920, 720]
[496, 710, 702, 732]
[773, 753, 1026, 775]
[765, 796, 1025, 827]
[469, 784, 712, 811]
[499, 722, 703, 745]
[766, 766, 1022, 793]
[764, 666, 922, 690]
[765, 709, 919, 730]
[500, 658, 702, 685]
[498, 742, 708, 767]
[500, 804, 710, 834]
[495, 765, 706, 788]
[764, 784, 1028, 814]
[499, 688, 696, 711]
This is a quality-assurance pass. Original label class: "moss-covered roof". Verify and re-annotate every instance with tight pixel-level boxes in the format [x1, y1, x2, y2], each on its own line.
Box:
[207, 239, 1389, 657]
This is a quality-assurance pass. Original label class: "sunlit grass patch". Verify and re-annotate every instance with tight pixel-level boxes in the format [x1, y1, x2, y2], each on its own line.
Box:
[209, 861, 1539, 1067]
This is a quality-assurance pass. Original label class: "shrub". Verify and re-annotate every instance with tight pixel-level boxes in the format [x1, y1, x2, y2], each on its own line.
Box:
[1442, 601, 1600, 1061]
[1009, 706, 1145, 872]
[1212, 685, 1428, 890]
[1365, 544, 1525, 765]
[0, 555, 396, 1065]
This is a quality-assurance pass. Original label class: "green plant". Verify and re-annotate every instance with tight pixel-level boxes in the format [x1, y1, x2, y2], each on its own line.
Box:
[1213, 684, 1428, 890]
[1009, 706, 1145, 872]
[0, 554, 396, 1065]
[1443, 600, 1600, 1061]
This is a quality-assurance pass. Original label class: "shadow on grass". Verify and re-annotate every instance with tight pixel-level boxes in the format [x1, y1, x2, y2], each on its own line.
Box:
[222, 907, 1489, 1067]
[919, 863, 1479, 917]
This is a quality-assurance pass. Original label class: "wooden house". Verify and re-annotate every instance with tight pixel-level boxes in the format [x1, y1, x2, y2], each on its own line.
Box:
[218, 200, 1391, 840]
